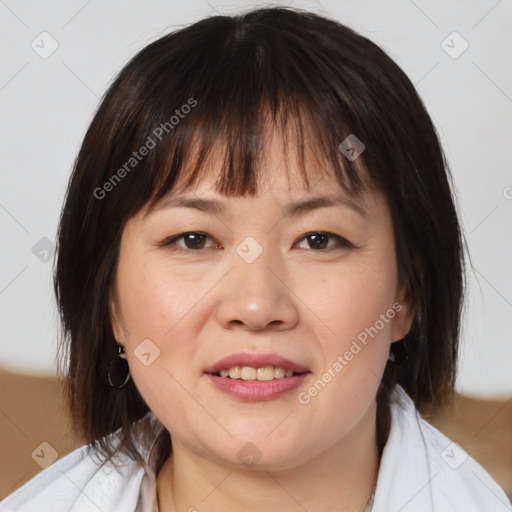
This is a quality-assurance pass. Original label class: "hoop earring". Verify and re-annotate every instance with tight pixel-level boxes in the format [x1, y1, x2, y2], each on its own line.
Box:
[108, 345, 131, 388]
[388, 335, 409, 365]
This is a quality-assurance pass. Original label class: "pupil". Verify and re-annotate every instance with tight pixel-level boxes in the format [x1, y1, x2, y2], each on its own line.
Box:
[185, 233, 204, 249]
[310, 234, 327, 249]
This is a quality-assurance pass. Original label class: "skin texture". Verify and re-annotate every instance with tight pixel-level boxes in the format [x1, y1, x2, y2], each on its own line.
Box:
[110, 131, 414, 512]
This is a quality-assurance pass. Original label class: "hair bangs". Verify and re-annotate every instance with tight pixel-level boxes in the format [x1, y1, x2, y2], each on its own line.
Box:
[146, 103, 369, 216]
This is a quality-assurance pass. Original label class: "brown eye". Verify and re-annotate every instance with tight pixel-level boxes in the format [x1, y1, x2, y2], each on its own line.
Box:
[163, 232, 216, 250]
[297, 232, 353, 251]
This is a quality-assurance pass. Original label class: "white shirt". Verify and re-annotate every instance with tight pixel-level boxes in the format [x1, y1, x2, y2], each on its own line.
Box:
[1, 384, 510, 511]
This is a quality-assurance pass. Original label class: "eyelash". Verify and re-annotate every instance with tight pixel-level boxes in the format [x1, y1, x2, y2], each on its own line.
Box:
[160, 231, 355, 252]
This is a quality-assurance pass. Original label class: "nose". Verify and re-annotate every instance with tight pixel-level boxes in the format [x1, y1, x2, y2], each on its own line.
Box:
[214, 246, 299, 332]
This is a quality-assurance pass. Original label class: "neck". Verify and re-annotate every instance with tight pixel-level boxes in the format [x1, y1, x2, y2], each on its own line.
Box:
[157, 400, 379, 512]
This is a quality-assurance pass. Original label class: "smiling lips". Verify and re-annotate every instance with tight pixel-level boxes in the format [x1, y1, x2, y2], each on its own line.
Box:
[204, 352, 311, 400]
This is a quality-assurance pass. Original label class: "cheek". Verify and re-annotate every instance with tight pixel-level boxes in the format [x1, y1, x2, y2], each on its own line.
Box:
[114, 254, 217, 386]
[296, 262, 397, 429]
[306, 256, 398, 352]
[116, 258, 202, 340]
[114, 259, 203, 420]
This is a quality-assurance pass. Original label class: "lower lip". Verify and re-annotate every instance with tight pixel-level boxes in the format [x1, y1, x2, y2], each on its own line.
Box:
[205, 373, 310, 401]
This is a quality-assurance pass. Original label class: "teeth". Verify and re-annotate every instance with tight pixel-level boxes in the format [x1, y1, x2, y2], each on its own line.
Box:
[228, 367, 241, 379]
[241, 366, 257, 380]
[258, 366, 275, 381]
[216, 366, 299, 380]
[274, 367, 285, 379]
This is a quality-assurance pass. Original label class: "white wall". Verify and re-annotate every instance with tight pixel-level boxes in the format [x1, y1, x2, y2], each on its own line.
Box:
[1, 0, 511, 398]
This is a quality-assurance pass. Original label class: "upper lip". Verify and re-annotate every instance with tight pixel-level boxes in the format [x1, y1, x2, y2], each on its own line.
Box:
[204, 352, 310, 374]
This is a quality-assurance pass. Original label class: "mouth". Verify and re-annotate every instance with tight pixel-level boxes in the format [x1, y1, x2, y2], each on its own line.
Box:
[203, 352, 311, 400]
[204, 352, 310, 379]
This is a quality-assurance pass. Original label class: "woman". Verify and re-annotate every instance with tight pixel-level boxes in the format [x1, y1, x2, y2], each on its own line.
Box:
[1, 6, 509, 512]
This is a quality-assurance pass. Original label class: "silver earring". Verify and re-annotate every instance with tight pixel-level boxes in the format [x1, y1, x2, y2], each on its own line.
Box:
[108, 345, 131, 388]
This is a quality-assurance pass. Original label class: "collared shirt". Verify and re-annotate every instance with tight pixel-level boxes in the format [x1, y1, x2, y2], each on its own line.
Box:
[1, 385, 510, 511]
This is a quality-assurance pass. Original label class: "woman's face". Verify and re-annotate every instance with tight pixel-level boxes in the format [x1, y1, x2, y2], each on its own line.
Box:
[110, 134, 413, 470]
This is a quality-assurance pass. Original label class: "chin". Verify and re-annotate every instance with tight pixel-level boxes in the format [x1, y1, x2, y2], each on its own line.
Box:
[210, 434, 307, 471]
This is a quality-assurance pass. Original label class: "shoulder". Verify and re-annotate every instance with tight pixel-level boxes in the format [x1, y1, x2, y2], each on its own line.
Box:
[373, 385, 511, 511]
[0, 443, 145, 512]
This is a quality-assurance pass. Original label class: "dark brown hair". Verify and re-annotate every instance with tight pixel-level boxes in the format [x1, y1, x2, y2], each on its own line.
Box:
[54, 6, 465, 468]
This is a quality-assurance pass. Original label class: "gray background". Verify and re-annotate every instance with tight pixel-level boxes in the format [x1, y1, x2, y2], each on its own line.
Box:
[1, 0, 511, 397]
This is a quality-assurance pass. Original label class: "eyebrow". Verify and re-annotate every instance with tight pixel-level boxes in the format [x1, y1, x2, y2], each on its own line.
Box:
[144, 194, 367, 219]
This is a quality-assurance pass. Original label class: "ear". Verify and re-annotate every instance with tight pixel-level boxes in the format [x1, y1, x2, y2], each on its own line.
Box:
[390, 283, 416, 342]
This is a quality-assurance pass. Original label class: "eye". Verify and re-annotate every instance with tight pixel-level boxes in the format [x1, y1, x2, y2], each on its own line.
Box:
[162, 232, 218, 251]
[296, 232, 354, 251]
